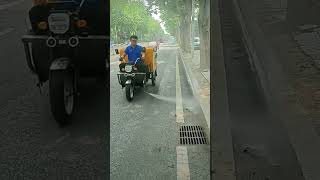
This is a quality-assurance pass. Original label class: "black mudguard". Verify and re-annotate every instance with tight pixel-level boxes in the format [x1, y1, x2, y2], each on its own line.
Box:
[125, 79, 132, 85]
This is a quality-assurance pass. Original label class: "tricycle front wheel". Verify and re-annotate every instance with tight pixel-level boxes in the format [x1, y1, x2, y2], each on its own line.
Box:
[49, 70, 75, 125]
[125, 84, 134, 101]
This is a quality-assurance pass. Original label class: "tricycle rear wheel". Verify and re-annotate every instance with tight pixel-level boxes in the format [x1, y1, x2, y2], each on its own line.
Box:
[49, 70, 75, 125]
[145, 72, 150, 83]
[151, 73, 156, 86]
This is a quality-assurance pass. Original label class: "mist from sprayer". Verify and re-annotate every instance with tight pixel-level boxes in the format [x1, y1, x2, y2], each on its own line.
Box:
[144, 91, 201, 114]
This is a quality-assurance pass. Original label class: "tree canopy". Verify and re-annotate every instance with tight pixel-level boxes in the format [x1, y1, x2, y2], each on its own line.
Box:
[145, 0, 200, 35]
[146, 0, 180, 36]
[145, 0, 197, 52]
[111, 0, 164, 43]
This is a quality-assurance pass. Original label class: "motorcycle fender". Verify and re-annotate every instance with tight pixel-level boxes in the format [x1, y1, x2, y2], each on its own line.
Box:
[50, 58, 72, 70]
[125, 79, 132, 85]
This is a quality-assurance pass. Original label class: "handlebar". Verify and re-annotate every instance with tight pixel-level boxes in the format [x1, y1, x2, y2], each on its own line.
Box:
[79, 0, 86, 9]
[119, 57, 142, 65]
[134, 58, 140, 65]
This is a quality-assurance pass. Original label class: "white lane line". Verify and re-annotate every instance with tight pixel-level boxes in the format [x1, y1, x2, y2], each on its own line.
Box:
[0, 27, 14, 37]
[0, 0, 25, 10]
[176, 146, 190, 180]
[176, 55, 184, 123]
[176, 54, 190, 180]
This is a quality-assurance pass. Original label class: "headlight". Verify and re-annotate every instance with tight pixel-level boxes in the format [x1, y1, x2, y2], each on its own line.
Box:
[125, 65, 133, 73]
[133, 66, 138, 71]
[48, 13, 70, 34]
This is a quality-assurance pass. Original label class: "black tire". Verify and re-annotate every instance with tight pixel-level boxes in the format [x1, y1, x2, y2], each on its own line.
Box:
[151, 73, 156, 86]
[125, 84, 134, 101]
[140, 79, 145, 87]
[145, 72, 149, 83]
[49, 70, 75, 125]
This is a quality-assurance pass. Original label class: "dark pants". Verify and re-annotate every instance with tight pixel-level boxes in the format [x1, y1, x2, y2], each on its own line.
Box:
[119, 62, 147, 73]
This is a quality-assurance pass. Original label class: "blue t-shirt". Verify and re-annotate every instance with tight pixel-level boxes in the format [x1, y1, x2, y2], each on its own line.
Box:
[125, 45, 143, 64]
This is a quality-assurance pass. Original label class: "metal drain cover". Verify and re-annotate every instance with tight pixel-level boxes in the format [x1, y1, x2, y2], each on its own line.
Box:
[179, 126, 207, 145]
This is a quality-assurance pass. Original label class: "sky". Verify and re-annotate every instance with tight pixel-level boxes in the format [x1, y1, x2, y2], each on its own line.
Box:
[151, 10, 168, 34]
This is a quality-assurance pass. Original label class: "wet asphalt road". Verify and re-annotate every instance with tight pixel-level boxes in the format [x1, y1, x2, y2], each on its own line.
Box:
[0, 1, 108, 179]
[110, 46, 210, 180]
[0, 1, 209, 179]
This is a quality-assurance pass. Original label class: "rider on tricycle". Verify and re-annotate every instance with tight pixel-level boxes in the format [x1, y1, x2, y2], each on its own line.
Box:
[118, 35, 147, 75]
[115, 35, 157, 101]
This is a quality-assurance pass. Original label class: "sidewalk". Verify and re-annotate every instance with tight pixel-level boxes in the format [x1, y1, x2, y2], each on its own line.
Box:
[178, 49, 210, 129]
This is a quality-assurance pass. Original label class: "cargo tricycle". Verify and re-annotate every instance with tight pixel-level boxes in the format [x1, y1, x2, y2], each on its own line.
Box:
[21, 0, 109, 125]
[115, 46, 158, 101]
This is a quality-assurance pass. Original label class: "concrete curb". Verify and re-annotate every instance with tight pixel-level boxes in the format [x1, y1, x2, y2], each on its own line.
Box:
[177, 49, 210, 130]
[178, 47, 235, 179]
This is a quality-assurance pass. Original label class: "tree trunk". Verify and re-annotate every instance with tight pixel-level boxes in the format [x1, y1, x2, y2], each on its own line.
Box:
[199, 0, 210, 70]
[176, 23, 181, 46]
[179, 0, 192, 53]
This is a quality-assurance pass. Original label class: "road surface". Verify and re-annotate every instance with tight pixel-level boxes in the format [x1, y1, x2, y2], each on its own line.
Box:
[110, 46, 210, 180]
[0, 1, 109, 179]
[0, 1, 209, 179]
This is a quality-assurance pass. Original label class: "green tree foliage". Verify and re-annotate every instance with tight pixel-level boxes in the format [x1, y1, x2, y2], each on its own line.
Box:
[146, 0, 210, 68]
[111, 0, 164, 43]
[146, 0, 194, 52]
[146, 0, 180, 36]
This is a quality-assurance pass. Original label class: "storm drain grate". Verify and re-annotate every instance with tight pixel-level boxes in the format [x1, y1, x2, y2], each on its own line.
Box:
[179, 126, 207, 145]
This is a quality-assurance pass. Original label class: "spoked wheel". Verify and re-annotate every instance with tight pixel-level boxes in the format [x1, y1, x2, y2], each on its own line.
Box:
[125, 84, 134, 101]
[49, 70, 75, 125]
